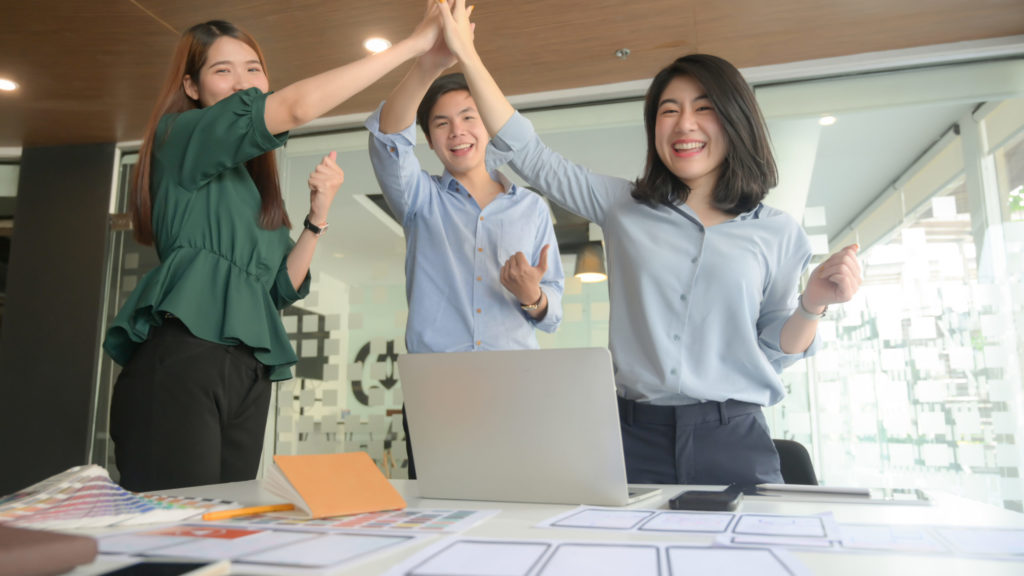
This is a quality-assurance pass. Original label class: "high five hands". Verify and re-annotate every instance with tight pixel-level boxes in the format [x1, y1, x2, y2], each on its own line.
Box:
[419, 0, 475, 72]
[801, 244, 862, 314]
[436, 0, 476, 61]
[501, 244, 550, 312]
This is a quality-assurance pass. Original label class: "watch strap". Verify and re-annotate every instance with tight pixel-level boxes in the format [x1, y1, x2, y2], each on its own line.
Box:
[796, 293, 827, 319]
[303, 215, 327, 236]
[520, 292, 544, 311]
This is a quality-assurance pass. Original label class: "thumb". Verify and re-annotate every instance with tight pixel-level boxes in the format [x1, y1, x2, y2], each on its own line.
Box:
[535, 244, 549, 272]
[328, 150, 337, 162]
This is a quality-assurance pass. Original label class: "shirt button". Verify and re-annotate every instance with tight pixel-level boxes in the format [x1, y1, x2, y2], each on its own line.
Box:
[680, 294, 687, 302]
[480, 216, 485, 221]
[476, 308, 482, 314]
[478, 247, 484, 252]
[670, 368, 677, 376]
[691, 257, 698, 264]
[477, 276, 482, 281]
[388, 146, 396, 153]
[673, 334, 680, 342]
[476, 340, 482, 346]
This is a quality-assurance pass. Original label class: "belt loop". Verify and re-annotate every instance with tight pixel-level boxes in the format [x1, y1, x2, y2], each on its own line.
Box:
[718, 401, 729, 425]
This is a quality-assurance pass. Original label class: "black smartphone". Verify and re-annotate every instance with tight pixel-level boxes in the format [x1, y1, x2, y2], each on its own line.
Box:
[669, 484, 744, 511]
[99, 560, 230, 576]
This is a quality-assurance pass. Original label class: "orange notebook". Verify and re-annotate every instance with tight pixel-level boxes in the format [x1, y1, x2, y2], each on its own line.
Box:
[264, 452, 406, 519]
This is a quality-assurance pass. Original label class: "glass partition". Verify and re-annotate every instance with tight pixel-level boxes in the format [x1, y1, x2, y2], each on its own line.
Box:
[95, 57, 1024, 510]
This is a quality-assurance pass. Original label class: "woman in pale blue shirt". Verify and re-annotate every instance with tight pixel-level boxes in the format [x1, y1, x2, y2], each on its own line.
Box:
[436, 0, 861, 486]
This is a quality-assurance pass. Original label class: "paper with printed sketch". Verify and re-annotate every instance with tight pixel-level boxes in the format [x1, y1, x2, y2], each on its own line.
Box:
[378, 536, 813, 576]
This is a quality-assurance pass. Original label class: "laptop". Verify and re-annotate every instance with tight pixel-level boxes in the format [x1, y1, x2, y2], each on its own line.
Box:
[397, 347, 661, 506]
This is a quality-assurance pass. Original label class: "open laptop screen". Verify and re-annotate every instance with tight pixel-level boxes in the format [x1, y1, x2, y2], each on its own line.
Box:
[398, 348, 656, 506]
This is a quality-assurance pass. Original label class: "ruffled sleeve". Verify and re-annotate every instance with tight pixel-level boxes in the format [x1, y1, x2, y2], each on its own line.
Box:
[156, 88, 288, 191]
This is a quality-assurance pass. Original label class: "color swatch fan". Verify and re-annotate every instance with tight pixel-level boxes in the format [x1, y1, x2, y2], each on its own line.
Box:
[0, 465, 225, 529]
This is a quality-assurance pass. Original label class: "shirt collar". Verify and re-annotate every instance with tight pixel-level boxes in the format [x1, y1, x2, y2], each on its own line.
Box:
[440, 169, 517, 196]
[734, 203, 764, 221]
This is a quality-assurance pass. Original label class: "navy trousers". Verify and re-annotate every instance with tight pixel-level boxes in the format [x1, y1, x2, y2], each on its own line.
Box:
[617, 396, 783, 486]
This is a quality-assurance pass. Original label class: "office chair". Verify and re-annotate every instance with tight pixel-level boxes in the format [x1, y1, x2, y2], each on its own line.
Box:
[773, 439, 818, 485]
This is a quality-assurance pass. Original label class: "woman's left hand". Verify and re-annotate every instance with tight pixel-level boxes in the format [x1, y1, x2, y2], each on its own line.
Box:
[801, 243, 861, 312]
[308, 151, 342, 226]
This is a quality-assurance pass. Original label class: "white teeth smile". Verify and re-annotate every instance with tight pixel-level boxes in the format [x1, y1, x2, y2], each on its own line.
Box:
[451, 144, 472, 151]
[673, 142, 704, 151]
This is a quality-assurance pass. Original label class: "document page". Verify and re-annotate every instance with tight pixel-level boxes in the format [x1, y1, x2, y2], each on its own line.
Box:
[380, 537, 813, 576]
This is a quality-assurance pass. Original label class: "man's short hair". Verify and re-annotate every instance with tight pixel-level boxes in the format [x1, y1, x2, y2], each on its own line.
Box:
[416, 73, 471, 145]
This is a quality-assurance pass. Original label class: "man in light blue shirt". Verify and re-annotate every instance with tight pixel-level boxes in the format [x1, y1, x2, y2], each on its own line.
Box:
[366, 42, 564, 478]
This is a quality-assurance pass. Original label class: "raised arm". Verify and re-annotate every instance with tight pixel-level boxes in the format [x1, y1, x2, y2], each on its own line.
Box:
[379, 23, 458, 134]
[264, 0, 442, 135]
[286, 151, 343, 290]
[437, 0, 513, 137]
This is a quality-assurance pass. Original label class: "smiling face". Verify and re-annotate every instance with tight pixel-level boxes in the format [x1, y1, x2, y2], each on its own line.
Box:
[182, 36, 269, 108]
[654, 74, 729, 194]
[426, 90, 489, 179]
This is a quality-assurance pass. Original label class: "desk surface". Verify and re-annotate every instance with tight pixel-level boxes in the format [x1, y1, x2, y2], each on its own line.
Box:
[71, 480, 1024, 575]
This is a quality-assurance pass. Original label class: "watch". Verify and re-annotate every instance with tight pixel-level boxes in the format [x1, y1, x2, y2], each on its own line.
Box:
[303, 215, 327, 237]
[796, 293, 827, 319]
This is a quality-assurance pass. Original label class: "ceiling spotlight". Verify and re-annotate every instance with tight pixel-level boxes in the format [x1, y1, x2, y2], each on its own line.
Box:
[0, 78, 19, 92]
[818, 115, 837, 126]
[364, 38, 392, 54]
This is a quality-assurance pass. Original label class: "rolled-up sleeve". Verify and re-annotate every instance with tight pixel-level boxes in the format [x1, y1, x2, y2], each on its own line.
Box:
[270, 255, 310, 310]
[528, 203, 564, 333]
[757, 249, 820, 371]
[365, 103, 436, 226]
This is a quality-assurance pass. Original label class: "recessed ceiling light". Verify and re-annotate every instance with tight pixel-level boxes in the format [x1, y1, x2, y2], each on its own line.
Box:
[364, 38, 392, 54]
[818, 115, 837, 126]
[0, 78, 19, 92]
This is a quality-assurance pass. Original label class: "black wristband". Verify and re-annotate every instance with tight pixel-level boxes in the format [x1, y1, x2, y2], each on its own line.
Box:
[303, 215, 327, 236]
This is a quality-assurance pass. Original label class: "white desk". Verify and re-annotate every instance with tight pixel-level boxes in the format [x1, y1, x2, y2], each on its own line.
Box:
[72, 480, 1024, 575]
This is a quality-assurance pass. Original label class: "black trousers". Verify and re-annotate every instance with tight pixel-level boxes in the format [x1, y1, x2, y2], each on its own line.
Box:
[110, 318, 271, 492]
[617, 396, 783, 486]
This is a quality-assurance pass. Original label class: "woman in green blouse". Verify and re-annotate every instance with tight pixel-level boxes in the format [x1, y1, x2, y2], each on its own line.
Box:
[103, 6, 445, 491]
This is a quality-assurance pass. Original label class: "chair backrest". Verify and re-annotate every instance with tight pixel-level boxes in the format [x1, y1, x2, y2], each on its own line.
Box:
[773, 439, 818, 485]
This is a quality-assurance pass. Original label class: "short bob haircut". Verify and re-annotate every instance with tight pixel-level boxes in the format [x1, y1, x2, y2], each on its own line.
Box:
[632, 54, 777, 214]
[416, 73, 471, 145]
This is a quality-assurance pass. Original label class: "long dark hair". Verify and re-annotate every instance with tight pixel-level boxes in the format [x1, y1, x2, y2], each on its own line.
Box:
[130, 20, 290, 245]
[632, 54, 777, 214]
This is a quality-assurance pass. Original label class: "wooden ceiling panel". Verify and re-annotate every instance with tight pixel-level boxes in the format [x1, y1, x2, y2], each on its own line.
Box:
[0, 0, 1021, 149]
[0, 0, 178, 147]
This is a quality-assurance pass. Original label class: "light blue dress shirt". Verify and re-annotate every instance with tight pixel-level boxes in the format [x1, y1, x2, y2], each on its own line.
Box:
[366, 105, 564, 354]
[491, 111, 819, 407]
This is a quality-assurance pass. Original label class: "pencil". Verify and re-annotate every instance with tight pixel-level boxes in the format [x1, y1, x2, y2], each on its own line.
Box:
[202, 503, 295, 521]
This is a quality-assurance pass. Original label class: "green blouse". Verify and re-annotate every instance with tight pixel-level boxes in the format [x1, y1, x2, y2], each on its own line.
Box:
[103, 88, 309, 381]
